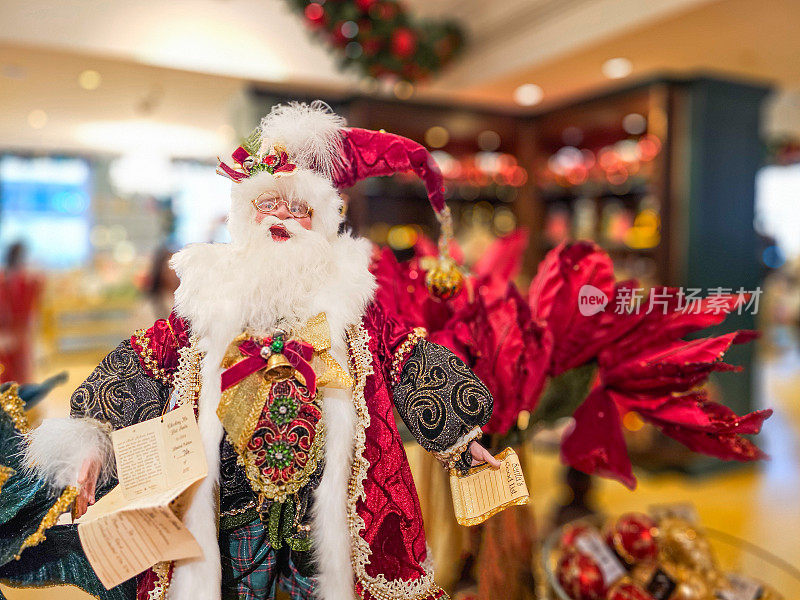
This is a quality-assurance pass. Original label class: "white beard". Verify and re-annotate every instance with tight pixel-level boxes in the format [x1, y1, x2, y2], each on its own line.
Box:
[167, 218, 375, 600]
[221, 215, 338, 335]
[172, 215, 375, 344]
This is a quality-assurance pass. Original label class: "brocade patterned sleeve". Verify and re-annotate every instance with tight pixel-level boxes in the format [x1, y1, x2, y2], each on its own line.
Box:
[69, 340, 171, 430]
[392, 339, 493, 469]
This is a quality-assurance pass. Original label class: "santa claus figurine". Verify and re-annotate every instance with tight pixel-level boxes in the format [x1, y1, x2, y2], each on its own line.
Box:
[18, 102, 497, 600]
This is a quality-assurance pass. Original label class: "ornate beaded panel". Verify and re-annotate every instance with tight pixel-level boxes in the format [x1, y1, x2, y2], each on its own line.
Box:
[236, 378, 325, 501]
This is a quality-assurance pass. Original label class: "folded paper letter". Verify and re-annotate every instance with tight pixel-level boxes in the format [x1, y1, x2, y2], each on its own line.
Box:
[77, 404, 208, 589]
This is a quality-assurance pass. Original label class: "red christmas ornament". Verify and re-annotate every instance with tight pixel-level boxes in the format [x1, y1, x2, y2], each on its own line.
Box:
[606, 513, 658, 564]
[304, 3, 325, 27]
[391, 27, 417, 59]
[356, 0, 378, 11]
[559, 522, 593, 550]
[607, 581, 655, 600]
[556, 550, 607, 600]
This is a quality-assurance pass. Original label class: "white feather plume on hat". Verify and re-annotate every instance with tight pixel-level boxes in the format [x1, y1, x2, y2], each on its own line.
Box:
[258, 100, 346, 180]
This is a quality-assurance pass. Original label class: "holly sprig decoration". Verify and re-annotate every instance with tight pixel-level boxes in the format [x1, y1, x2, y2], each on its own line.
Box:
[286, 0, 466, 83]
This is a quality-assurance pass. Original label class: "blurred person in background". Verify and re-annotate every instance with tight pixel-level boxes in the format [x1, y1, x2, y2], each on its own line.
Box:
[128, 246, 181, 330]
[0, 242, 43, 384]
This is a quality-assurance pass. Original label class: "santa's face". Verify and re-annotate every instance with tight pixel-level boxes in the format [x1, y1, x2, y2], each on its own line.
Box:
[228, 170, 343, 249]
[252, 192, 313, 241]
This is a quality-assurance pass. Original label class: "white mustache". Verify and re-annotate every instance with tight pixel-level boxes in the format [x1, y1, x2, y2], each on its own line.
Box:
[259, 215, 306, 236]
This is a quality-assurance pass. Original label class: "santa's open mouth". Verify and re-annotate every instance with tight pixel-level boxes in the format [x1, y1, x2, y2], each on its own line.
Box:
[269, 224, 291, 241]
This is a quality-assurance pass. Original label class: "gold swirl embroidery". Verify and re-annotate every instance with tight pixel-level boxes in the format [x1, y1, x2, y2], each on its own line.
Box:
[345, 323, 448, 600]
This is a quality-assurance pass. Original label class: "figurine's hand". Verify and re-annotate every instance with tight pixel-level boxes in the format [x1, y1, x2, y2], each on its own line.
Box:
[74, 456, 101, 519]
[469, 441, 501, 469]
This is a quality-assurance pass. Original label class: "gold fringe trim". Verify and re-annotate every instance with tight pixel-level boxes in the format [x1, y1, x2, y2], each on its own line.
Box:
[0, 383, 30, 433]
[14, 486, 79, 560]
[0, 577, 108, 600]
[147, 561, 172, 600]
[0, 464, 14, 493]
[346, 323, 448, 600]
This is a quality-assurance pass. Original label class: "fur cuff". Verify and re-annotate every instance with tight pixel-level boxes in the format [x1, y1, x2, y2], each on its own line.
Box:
[22, 418, 115, 490]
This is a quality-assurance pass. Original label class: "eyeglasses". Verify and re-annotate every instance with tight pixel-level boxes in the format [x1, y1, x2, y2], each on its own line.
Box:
[252, 194, 313, 218]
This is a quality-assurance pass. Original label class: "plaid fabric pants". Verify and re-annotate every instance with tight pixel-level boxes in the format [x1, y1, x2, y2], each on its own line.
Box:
[220, 519, 316, 600]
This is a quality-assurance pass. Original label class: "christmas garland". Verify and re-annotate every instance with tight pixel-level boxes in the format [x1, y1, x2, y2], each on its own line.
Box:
[286, 0, 465, 83]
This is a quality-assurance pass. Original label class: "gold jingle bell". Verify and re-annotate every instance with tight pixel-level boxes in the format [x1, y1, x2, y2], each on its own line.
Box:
[263, 352, 294, 382]
[425, 256, 464, 300]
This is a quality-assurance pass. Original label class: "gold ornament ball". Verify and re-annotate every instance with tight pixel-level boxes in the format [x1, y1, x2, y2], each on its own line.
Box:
[425, 259, 464, 300]
[657, 518, 718, 575]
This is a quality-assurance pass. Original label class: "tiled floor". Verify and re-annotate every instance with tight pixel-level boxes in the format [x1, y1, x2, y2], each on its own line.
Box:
[4, 346, 799, 598]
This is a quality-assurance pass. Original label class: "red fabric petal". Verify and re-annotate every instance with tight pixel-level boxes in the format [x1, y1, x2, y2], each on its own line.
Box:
[528, 242, 616, 375]
[601, 333, 741, 395]
[472, 228, 528, 284]
[370, 247, 457, 333]
[604, 291, 745, 361]
[130, 310, 191, 379]
[560, 387, 636, 489]
[608, 389, 771, 462]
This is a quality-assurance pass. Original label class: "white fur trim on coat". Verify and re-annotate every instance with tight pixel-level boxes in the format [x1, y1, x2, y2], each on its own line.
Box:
[168, 232, 376, 600]
[22, 418, 114, 491]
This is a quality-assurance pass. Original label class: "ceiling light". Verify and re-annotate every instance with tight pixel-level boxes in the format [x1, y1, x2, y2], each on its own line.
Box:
[394, 81, 414, 100]
[74, 120, 224, 157]
[477, 130, 501, 152]
[27, 110, 48, 129]
[622, 113, 647, 135]
[602, 57, 632, 79]
[425, 126, 449, 149]
[78, 69, 102, 90]
[513, 84, 543, 106]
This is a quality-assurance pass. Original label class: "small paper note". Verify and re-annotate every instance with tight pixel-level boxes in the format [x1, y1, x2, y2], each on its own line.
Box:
[717, 574, 764, 600]
[77, 404, 207, 589]
[575, 530, 626, 585]
[449, 447, 529, 527]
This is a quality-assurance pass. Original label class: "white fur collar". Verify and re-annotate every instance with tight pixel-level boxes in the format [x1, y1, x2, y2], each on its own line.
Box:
[171, 232, 376, 348]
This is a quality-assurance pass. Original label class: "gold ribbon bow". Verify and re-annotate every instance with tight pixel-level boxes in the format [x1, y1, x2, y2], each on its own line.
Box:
[217, 312, 353, 453]
[295, 312, 354, 390]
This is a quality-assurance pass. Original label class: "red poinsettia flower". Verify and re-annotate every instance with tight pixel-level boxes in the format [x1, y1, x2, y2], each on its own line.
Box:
[371, 246, 457, 334]
[528, 242, 618, 376]
[374, 233, 770, 488]
[544, 248, 771, 487]
[438, 283, 551, 435]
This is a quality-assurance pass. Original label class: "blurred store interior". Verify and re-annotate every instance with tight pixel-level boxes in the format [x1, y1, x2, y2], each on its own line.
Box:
[2, 0, 800, 597]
